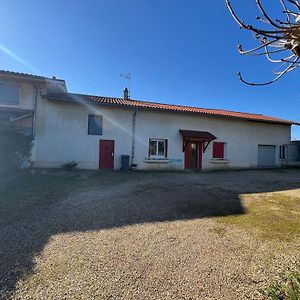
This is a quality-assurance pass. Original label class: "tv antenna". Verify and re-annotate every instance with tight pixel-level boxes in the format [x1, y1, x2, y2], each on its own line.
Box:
[120, 72, 131, 98]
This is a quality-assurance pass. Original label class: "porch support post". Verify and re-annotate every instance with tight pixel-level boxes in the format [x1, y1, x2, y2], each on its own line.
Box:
[203, 140, 212, 153]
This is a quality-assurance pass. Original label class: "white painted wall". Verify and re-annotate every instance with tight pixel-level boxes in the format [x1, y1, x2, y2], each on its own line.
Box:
[133, 110, 290, 170]
[33, 98, 291, 170]
[34, 100, 133, 169]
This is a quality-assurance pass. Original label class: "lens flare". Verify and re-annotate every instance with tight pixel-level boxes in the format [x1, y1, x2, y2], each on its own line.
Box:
[70, 93, 145, 145]
[0, 44, 39, 72]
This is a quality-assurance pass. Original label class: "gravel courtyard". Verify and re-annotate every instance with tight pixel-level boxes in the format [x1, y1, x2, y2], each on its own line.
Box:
[1, 169, 300, 299]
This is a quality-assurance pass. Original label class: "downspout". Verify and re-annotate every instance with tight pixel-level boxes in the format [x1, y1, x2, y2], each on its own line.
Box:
[32, 84, 38, 137]
[131, 110, 137, 166]
[30, 84, 38, 168]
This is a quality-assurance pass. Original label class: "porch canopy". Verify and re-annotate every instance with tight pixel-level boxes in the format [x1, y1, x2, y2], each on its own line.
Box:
[179, 129, 216, 152]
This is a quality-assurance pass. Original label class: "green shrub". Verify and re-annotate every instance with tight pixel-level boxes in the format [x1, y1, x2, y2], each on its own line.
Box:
[265, 272, 300, 300]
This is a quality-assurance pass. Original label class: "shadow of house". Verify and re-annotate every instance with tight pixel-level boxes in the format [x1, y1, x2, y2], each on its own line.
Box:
[0, 169, 300, 298]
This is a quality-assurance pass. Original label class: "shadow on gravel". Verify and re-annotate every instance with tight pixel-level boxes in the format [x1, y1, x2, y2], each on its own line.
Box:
[1, 169, 300, 298]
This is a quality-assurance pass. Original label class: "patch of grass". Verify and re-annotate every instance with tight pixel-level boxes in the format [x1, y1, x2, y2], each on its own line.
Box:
[218, 193, 300, 241]
[263, 271, 300, 300]
[211, 226, 227, 238]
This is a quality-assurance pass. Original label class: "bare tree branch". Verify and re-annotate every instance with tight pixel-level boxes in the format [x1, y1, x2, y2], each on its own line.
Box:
[256, 0, 285, 29]
[280, 0, 291, 22]
[237, 57, 299, 86]
[226, 0, 300, 85]
[237, 38, 281, 55]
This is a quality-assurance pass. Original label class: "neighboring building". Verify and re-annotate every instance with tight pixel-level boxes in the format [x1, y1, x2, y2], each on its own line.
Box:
[0, 70, 66, 135]
[281, 141, 300, 166]
[0, 70, 299, 170]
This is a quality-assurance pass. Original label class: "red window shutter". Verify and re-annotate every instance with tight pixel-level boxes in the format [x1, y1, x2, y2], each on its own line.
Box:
[213, 142, 224, 159]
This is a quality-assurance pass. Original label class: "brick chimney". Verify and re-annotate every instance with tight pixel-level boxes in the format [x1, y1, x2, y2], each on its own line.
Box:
[123, 87, 129, 100]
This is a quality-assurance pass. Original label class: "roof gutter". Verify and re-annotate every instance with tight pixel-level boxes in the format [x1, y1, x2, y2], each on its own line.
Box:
[0, 72, 65, 83]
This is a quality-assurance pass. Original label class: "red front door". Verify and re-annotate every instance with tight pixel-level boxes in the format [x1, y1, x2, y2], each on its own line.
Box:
[99, 140, 114, 170]
[184, 141, 202, 169]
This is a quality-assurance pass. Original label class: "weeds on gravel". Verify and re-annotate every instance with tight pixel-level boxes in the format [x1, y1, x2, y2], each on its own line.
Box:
[264, 271, 300, 300]
[212, 226, 227, 238]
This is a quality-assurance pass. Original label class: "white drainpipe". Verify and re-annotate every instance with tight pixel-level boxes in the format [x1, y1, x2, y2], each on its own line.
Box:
[131, 110, 137, 165]
[32, 83, 38, 137]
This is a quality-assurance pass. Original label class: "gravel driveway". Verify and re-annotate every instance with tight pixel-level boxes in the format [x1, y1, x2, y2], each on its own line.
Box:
[1, 169, 300, 299]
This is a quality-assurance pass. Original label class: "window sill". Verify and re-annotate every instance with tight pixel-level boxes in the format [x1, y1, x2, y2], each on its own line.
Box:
[209, 159, 230, 164]
[144, 158, 170, 163]
[0, 104, 20, 108]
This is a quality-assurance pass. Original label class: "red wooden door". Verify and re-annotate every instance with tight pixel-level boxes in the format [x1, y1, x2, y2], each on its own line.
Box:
[99, 140, 114, 170]
[184, 141, 202, 170]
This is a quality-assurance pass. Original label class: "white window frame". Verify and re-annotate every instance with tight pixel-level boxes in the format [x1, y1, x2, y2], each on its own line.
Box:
[149, 138, 167, 159]
[0, 84, 20, 107]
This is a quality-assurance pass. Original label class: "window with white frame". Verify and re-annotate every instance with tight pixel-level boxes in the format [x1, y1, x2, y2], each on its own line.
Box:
[148, 138, 168, 158]
[0, 84, 20, 106]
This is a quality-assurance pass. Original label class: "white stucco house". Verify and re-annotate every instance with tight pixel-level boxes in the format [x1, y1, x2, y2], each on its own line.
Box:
[1, 70, 299, 170]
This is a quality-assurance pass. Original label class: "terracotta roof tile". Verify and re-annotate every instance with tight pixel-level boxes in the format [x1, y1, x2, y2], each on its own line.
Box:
[44, 92, 299, 126]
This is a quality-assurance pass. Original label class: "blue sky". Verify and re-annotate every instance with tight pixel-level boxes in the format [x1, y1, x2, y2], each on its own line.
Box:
[1, 0, 300, 138]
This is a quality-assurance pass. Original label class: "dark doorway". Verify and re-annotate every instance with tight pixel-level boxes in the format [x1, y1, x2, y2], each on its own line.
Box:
[184, 141, 202, 169]
[99, 140, 114, 170]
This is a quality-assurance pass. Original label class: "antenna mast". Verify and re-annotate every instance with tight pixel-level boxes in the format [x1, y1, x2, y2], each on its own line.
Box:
[120, 73, 131, 98]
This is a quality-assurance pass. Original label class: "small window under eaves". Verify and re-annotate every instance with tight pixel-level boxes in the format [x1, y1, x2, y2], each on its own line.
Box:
[88, 115, 103, 135]
[0, 84, 20, 106]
